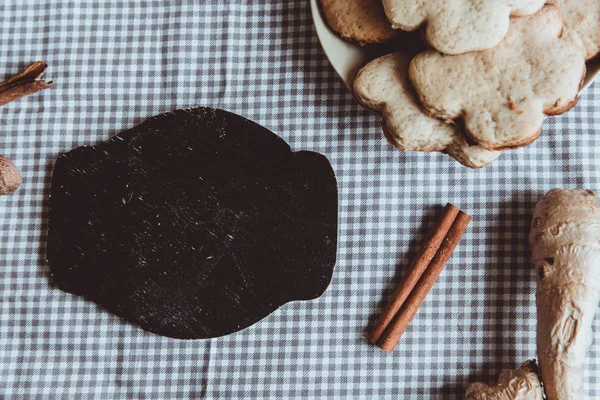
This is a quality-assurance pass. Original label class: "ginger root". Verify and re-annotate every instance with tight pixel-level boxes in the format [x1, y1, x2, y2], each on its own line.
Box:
[0, 155, 21, 195]
[530, 189, 600, 399]
[465, 360, 543, 400]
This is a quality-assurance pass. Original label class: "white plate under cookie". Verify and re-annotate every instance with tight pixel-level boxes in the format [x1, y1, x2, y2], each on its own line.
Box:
[311, 0, 600, 91]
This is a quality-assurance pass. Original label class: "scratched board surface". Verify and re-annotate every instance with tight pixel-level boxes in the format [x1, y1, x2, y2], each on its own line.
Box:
[1, 1, 600, 399]
[46, 107, 338, 340]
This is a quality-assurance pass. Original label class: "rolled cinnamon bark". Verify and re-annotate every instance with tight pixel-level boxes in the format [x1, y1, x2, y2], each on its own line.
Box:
[369, 203, 460, 344]
[0, 61, 52, 106]
[377, 211, 471, 353]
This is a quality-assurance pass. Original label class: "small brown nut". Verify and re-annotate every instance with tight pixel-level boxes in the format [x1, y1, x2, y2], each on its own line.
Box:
[0, 155, 22, 195]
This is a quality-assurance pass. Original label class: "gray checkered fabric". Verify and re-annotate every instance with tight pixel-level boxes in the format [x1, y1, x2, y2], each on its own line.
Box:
[1, 1, 599, 398]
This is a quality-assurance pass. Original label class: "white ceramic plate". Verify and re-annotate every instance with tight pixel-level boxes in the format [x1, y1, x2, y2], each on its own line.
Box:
[311, 0, 600, 91]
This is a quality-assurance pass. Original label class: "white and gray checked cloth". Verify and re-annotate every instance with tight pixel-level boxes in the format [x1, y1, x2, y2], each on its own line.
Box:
[1, 1, 600, 399]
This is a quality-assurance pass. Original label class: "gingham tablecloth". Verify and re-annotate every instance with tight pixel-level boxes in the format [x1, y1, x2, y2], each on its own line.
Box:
[1, 1, 599, 398]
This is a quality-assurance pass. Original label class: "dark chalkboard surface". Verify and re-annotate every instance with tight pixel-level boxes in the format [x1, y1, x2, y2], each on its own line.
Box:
[47, 108, 338, 339]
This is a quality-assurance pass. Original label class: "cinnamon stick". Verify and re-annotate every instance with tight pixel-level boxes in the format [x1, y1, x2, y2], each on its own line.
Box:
[369, 203, 460, 344]
[0, 61, 52, 106]
[377, 210, 472, 353]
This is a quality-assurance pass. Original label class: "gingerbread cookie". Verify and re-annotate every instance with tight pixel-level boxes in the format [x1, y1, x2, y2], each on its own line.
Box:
[409, 5, 586, 150]
[354, 53, 501, 168]
[549, 0, 600, 60]
[320, 0, 400, 46]
[382, 0, 545, 54]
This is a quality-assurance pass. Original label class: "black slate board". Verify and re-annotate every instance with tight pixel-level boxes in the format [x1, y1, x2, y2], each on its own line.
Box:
[47, 107, 338, 339]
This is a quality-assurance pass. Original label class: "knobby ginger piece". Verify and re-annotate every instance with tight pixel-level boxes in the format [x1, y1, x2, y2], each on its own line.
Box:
[0, 155, 22, 195]
[530, 189, 600, 400]
[465, 361, 543, 400]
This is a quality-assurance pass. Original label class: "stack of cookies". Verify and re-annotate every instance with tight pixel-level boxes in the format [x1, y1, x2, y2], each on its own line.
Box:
[320, 0, 600, 168]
